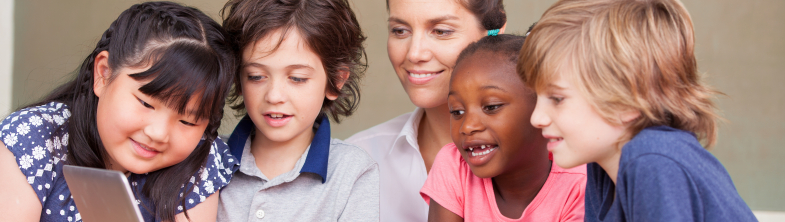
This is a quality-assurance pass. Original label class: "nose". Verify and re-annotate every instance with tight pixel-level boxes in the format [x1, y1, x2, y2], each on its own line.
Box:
[144, 115, 171, 144]
[406, 32, 433, 64]
[530, 97, 551, 129]
[264, 78, 287, 105]
[460, 111, 485, 136]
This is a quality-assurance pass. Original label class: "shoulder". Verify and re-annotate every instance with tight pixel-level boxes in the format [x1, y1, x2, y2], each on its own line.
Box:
[622, 126, 703, 158]
[345, 111, 413, 144]
[2, 102, 71, 146]
[549, 163, 587, 185]
[328, 138, 378, 172]
[429, 143, 470, 180]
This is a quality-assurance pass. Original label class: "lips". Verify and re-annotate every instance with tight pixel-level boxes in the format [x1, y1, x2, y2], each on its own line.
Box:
[131, 139, 160, 159]
[406, 70, 444, 85]
[462, 143, 499, 166]
[263, 112, 293, 127]
[544, 136, 563, 151]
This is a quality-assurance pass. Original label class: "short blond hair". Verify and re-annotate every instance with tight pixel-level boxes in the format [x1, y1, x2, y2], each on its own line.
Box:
[518, 0, 720, 147]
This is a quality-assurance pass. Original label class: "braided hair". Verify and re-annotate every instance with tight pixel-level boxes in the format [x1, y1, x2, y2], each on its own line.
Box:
[29, 2, 235, 221]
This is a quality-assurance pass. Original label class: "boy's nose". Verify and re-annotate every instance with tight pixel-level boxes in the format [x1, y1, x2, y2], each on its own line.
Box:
[264, 79, 287, 104]
[530, 99, 551, 129]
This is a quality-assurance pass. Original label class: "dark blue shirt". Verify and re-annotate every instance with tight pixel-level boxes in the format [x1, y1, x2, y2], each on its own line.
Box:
[585, 126, 756, 222]
[1, 102, 239, 222]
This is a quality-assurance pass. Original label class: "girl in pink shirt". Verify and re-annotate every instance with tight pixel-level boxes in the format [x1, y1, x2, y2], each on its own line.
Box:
[420, 33, 586, 221]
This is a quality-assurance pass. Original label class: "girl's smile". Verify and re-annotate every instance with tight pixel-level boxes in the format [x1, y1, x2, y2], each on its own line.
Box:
[130, 138, 160, 159]
[462, 142, 499, 166]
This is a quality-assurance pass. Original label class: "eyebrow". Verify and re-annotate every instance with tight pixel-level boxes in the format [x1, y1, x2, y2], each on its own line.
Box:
[241, 63, 315, 72]
[448, 85, 506, 96]
[388, 15, 460, 26]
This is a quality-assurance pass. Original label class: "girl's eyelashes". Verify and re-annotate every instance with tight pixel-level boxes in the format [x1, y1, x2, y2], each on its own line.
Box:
[483, 104, 503, 112]
[137, 97, 154, 109]
[179, 120, 196, 126]
[449, 109, 465, 117]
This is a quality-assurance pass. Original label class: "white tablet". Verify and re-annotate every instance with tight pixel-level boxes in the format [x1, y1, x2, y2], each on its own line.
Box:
[63, 165, 144, 222]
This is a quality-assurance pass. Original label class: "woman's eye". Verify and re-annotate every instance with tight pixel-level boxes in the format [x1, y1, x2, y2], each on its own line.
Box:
[137, 98, 154, 109]
[391, 27, 409, 37]
[179, 120, 196, 126]
[433, 29, 454, 37]
[290, 76, 307, 83]
[483, 104, 502, 112]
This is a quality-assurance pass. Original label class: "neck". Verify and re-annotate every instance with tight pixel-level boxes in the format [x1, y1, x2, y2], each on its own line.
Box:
[417, 104, 453, 172]
[492, 159, 552, 205]
[250, 126, 314, 179]
[596, 145, 623, 184]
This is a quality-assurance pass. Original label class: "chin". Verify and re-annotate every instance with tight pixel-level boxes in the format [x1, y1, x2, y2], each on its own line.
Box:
[553, 157, 582, 169]
[406, 91, 446, 109]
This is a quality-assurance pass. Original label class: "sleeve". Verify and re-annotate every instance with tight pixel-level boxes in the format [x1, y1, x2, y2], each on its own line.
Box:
[621, 154, 698, 222]
[419, 143, 465, 218]
[560, 168, 586, 222]
[338, 162, 380, 222]
[1, 103, 69, 206]
[177, 137, 240, 213]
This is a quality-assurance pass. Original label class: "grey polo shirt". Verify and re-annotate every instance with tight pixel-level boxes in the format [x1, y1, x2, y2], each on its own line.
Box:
[217, 115, 379, 221]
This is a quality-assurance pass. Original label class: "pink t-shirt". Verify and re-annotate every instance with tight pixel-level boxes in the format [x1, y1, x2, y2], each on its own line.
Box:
[420, 143, 586, 222]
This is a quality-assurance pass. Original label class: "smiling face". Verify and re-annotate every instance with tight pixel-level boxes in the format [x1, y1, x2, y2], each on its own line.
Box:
[240, 29, 335, 145]
[387, 0, 486, 109]
[530, 73, 630, 169]
[94, 61, 207, 174]
[448, 51, 548, 178]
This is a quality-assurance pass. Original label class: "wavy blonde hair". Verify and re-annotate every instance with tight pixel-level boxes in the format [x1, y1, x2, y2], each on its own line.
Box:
[518, 0, 720, 148]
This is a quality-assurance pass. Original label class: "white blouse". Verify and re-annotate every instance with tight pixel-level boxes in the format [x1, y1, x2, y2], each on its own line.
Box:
[346, 108, 429, 222]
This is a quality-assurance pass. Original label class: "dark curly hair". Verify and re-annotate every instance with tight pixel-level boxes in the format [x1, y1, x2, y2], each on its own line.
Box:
[221, 0, 367, 123]
[387, 0, 507, 30]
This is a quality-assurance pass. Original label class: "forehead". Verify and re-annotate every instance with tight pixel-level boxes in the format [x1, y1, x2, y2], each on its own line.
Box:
[388, 0, 475, 24]
[241, 28, 323, 71]
[451, 51, 521, 90]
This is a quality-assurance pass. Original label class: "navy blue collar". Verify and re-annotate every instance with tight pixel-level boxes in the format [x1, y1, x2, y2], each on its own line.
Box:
[227, 114, 331, 183]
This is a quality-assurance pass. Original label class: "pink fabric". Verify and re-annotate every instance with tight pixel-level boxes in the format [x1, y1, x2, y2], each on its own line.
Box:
[421, 143, 586, 222]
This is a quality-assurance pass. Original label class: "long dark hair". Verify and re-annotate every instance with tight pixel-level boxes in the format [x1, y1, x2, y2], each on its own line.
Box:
[28, 2, 235, 221]
[221, 0, 367, 123]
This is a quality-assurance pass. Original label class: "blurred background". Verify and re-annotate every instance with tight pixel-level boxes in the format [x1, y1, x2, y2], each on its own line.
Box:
[1, 0, 782, 217]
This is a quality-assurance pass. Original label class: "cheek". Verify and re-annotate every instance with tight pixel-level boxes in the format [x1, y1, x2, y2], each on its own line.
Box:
[387, 39, 406, 66]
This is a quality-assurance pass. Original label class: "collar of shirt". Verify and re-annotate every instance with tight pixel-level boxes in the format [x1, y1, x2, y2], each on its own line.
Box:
[389, 107, 424, 155]
[227, 114, 331, 183]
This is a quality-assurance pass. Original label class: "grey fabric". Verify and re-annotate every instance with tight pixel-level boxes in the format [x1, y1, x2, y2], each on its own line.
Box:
[217, 137, 379, 221]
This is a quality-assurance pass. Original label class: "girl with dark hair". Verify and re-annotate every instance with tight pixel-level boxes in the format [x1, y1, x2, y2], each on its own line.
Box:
[0, 2, 238, 221]
[218, 0, 378, 221]
[421, 34, 586, 222]
[346, 0, 508, 221]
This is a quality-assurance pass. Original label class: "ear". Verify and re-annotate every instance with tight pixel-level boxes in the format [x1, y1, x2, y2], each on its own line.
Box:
[325, 69, 350, 101]
[93, 51, 111, 98]
[499, 22, 508, 35]
[619, 108, 641, 124]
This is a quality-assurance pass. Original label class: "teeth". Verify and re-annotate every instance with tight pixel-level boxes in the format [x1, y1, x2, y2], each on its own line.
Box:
[408, 72, 436, 78]
[549, 138, 562, 142]
[469, 146, 497, 157]
[270, 114, 284, 118]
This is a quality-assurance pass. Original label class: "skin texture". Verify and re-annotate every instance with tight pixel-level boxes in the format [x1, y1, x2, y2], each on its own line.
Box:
[429, 51, 552, 221]
[93, 51, 208, 175]
[240, 28, 345, 180]
[0, 142, 43, 221]
[530, 73, 639, 184]
[387, 0, 486, 172]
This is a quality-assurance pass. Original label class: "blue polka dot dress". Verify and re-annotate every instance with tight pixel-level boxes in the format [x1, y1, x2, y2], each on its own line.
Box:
[1, 102, 239, 222]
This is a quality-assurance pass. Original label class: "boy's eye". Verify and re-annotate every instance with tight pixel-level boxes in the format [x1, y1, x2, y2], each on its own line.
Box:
[247, 74, 265, 81]
[179, 120, 196, 126]
[549, 96, 564, 104]
[137, 97, 154, 109]
[290, 76, 307, 83]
